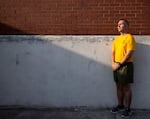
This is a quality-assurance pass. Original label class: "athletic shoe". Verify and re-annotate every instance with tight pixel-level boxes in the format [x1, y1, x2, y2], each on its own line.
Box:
[110, 105, 125, 113]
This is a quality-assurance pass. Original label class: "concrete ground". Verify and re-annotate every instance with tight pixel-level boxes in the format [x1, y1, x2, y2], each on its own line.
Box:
[0, 108, 150, 119]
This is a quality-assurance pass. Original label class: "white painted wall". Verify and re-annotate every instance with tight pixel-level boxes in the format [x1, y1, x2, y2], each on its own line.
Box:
[0, 35, 150, 109]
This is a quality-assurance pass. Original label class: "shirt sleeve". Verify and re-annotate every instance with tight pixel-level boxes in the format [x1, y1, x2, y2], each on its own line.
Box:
[127, 35, 136, 51]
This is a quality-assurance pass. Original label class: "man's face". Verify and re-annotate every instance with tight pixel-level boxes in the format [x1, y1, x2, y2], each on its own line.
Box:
[117, 20, 127, 33]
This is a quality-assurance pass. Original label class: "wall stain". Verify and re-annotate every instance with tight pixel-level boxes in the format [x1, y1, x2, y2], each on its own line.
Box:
[16, 54, 19, 65]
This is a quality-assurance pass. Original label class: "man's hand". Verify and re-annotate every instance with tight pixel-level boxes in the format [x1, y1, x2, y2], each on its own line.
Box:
[112, 62, 120, 71]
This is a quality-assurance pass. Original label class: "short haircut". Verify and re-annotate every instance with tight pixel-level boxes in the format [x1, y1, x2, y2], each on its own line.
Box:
[119, 19, 129, 27]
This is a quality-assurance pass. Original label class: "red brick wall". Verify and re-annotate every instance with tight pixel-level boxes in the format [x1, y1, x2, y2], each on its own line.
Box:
[0, 0, 149, 35]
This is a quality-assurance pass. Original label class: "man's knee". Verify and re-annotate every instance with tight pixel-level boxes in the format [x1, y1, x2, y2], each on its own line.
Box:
[116, 83, 123, 90]
[123, 84, 131, 92]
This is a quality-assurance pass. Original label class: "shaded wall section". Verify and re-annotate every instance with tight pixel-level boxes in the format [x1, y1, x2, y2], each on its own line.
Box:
[0, 35, 150, 109]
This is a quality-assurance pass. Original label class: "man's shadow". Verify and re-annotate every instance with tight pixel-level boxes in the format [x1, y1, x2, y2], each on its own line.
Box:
[132, 42, 150, 109]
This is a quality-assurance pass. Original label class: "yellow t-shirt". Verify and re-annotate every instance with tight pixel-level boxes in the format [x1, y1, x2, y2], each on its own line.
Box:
[112, 34, 136, 62]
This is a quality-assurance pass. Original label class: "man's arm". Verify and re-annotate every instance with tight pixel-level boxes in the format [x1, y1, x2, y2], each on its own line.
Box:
[112, 50, 120, 71]
[120, 50, 134, 65]
[111, 50, 115, 64]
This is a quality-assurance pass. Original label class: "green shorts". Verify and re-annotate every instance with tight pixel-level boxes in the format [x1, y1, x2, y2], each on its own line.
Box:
[113, 62, 134, 85]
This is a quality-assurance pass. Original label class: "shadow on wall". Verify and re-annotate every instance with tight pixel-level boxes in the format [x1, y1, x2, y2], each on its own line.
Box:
[0, 36, 116, 108]
[0, 23, 29, 35]
[132, 42, 150, 109]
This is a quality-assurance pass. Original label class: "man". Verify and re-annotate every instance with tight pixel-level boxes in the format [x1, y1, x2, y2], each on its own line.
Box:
[111, 19, 136, 118]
